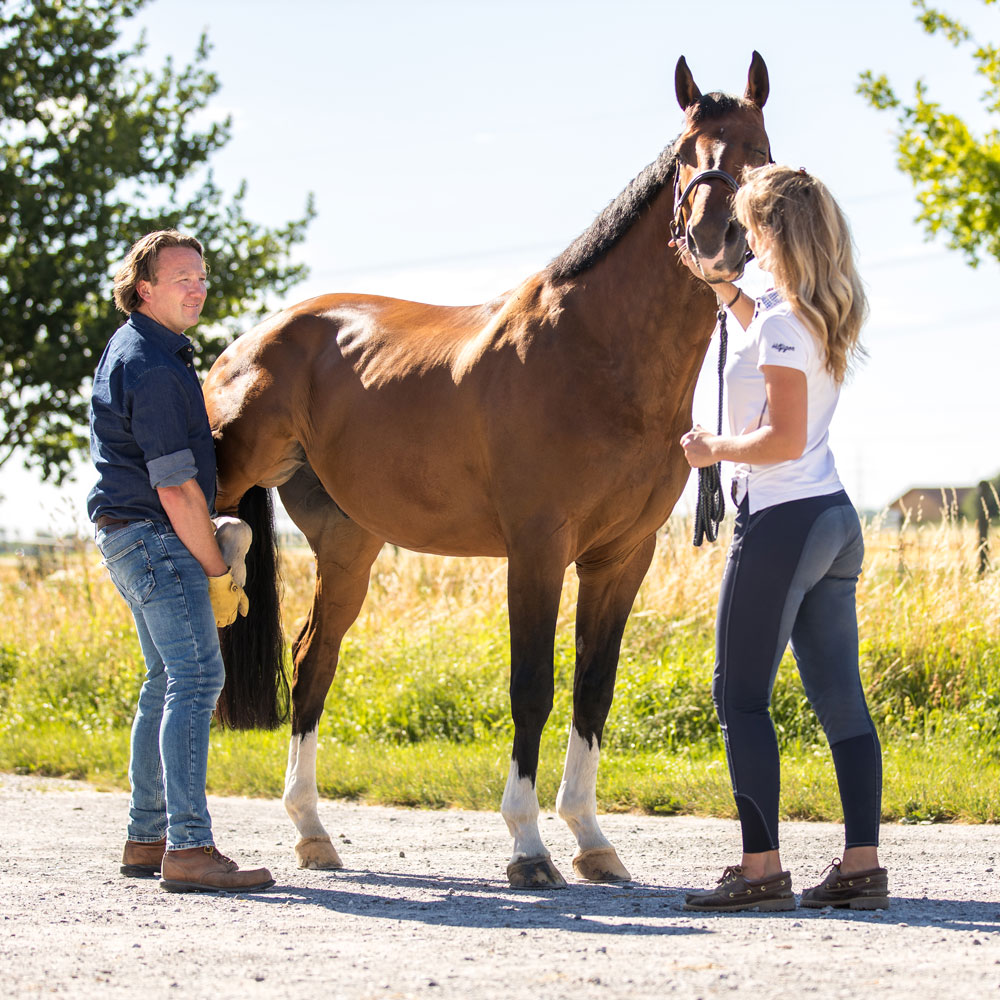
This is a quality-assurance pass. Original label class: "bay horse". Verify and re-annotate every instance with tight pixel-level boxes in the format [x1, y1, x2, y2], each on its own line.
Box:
[205, 52, 772, 888]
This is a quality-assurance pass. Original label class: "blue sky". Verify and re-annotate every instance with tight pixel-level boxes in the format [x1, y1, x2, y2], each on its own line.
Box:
[2, 0, 997, 537]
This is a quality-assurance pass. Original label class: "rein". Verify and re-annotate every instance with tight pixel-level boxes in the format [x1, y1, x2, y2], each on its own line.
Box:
[692, 303, 728, 547]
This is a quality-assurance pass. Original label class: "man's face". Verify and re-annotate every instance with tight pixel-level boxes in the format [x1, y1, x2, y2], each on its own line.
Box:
[136, 246, 208, 334]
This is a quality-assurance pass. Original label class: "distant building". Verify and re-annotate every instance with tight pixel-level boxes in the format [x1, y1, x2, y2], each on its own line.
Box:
[887, 486, 976, 525]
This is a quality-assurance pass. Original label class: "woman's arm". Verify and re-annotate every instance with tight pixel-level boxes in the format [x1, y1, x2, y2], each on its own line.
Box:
[681, 365, 807, 469]
[670, 239, 756, 330]
[712, 281, 756, 330]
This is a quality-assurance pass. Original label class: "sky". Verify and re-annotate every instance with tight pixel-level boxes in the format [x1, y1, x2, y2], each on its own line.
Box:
[2, 0, 998, 538]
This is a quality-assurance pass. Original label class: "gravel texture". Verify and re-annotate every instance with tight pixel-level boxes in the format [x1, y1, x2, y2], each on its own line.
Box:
[2, 773, 1000, 999]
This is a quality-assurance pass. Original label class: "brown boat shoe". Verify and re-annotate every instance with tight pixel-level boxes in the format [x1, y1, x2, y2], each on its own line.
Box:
[800, 858, 889, 910]
[120, 837, 167, 878]
[159, 846, 275, 894]
[684, 864, 795, 912]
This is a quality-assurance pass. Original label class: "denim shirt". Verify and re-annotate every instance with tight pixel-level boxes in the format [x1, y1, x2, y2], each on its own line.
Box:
[87, 311, 217, 525]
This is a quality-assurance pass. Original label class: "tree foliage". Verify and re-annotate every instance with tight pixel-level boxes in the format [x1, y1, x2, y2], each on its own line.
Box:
[858, 0, 1000, 267]
[0, 0, 315, 481]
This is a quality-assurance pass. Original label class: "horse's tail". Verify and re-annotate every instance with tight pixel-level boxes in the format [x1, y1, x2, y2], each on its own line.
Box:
[216, 485, 290, 730]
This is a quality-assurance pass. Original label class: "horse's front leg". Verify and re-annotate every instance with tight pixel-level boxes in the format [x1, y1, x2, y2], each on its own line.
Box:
[501, 545, 568, 889]
[556, 533, 656, 883]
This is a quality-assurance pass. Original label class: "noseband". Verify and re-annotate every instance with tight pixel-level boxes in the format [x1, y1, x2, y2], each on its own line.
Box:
[669, 168, 753, 264]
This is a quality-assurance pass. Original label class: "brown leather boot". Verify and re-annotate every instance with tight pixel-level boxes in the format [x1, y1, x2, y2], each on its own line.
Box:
[121, 837, 166, 878]
[160, 846, 275, 893]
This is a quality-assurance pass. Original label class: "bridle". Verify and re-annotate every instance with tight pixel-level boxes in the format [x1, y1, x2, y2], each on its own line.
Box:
[670, 164, 750, 547]
[669, 167, 753, 264]
[670, 139, 774, 545]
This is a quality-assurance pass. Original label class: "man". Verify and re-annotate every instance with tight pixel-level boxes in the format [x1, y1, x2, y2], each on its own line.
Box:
[88, 230, 273, 893]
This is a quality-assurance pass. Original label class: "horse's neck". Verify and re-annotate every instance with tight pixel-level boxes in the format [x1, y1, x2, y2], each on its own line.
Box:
[555, 185, 719, 396]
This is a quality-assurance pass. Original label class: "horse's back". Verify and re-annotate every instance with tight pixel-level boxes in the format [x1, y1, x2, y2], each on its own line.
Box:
[205, 290, 525, 551]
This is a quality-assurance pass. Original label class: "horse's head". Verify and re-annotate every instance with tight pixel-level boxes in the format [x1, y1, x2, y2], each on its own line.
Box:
[671, 51, 771, 284]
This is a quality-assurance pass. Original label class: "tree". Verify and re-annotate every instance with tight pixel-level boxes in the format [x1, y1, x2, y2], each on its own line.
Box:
[858, 0, 1000, 267]
[0, 0, 315, 481]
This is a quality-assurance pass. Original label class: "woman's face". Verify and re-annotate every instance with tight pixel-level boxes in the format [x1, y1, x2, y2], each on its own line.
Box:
[747, 226, 775, 273]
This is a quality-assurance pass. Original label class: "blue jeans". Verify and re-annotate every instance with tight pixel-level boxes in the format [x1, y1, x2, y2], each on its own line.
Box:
[97, 520, 225, 851]
[713, 491, 882, 853]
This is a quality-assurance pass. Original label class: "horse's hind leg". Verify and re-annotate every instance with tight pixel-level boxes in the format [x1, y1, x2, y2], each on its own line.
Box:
[502, 542, 570, 889]
[557, 533, 656, 883]
[278, 466, 384, 870]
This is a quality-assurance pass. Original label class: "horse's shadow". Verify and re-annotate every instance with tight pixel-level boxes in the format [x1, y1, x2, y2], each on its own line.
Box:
[245, 869, 1000, 937]
[254, 870, 701, 936]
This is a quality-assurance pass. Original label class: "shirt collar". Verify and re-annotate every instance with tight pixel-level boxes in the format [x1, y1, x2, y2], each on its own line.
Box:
[127, 310, 194, 357]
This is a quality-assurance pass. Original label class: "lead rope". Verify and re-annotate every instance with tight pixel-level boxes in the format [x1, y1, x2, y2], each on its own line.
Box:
[692, 305, 728, 546]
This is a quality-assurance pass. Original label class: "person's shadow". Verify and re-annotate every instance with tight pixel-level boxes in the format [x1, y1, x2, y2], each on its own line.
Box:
[244, 870, 1000, 936]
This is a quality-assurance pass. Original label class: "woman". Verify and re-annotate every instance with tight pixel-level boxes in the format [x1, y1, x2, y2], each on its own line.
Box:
[677, 165, 887, 911]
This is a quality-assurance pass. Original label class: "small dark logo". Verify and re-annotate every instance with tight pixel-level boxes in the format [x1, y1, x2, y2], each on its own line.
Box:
[772, 343, 795, 353]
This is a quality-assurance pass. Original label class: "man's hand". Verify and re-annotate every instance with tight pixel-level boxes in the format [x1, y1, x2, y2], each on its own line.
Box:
[207, 571, 250, 628]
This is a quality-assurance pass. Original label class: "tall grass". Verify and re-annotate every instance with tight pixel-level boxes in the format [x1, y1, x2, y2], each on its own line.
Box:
[1, 513, 998, 821]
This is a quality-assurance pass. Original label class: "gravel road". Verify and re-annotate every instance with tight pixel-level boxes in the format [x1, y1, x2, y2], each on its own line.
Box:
[2, 773, 999, 999]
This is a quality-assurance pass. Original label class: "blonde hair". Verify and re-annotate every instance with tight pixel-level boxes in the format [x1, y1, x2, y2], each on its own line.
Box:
[734, 165, 867, 383]
[113, 230, 205, 315]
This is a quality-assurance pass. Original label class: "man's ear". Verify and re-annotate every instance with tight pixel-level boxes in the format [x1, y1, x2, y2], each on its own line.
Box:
[136, 279, 152, 303]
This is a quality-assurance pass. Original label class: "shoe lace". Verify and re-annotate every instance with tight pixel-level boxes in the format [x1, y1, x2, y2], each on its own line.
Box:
[716, 864, 744, 885]
[209, 847, 235, 865]
[818, 857, 842, 879]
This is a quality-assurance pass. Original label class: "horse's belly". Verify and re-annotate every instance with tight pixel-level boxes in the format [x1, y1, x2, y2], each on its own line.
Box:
[311, 454, 508, 557]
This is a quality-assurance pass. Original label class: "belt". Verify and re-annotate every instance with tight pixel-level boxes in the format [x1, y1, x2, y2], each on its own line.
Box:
[96, 514, 134, 534]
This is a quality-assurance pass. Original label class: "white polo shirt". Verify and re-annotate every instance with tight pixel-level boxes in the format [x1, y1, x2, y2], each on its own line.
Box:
[726, 290, 844, 514]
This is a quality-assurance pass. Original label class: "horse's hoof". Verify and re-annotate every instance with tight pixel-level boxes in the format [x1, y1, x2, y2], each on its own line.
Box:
[295, 835, 344, 870]
[506, 856, 567, 889]
[572, 847, 631, 883]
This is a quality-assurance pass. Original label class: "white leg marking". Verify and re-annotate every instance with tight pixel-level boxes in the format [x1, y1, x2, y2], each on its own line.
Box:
[556, 725, 611, 853]
[282, 728, 328, 840]
[500, 760, 548, 862]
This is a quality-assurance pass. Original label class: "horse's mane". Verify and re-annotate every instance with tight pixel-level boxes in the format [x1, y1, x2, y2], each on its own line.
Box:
[546, 92, 751, 281]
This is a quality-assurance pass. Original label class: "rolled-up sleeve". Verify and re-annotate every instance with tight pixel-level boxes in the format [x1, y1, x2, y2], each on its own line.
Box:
[128, 367, 199, 489]
[147, 448, 198, 488]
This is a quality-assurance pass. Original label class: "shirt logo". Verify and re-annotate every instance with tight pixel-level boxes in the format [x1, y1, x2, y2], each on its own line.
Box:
[772, 343, 795, 353]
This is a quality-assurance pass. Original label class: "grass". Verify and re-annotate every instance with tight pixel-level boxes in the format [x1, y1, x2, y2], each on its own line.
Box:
[1, 511, 998, 825]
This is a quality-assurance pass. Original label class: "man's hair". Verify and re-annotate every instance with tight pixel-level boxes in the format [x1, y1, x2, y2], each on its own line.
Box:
[112, 230, 205, 315]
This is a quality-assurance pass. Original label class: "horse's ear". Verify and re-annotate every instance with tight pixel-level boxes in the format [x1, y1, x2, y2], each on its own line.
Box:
[744, 51, 769, 109]
[675, 56, 702, 111]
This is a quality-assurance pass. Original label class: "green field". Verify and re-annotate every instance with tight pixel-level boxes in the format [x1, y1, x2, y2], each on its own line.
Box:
[2, 512, 998, 823]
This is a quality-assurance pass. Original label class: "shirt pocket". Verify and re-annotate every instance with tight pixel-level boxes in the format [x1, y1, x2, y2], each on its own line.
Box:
[103, 538, 156, 606]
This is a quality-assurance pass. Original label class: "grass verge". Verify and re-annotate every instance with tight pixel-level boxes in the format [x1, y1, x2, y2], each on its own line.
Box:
[1, 515, 998, 826]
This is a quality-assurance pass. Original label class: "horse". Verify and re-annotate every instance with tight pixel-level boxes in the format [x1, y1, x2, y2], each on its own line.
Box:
[203, 52, 772, 888]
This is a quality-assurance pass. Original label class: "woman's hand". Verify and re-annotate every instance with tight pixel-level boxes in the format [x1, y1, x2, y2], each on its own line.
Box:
[669, 236, 709, 284]
[680, 424, 719, 468]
